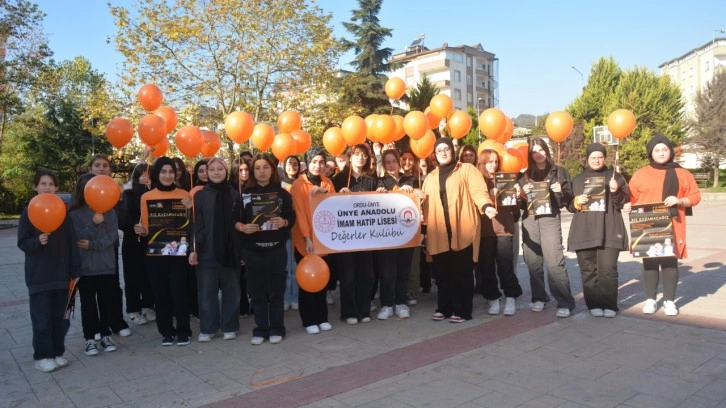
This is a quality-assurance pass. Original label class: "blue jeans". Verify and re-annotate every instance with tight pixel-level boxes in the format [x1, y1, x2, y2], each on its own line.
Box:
[284, 239, 299, 306]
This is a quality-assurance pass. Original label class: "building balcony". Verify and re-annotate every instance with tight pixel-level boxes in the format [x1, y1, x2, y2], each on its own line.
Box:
[418, 59, 450, 73]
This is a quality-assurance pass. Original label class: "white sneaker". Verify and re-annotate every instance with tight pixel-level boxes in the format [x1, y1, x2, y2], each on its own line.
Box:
[326, 291, 335, 305]
[54, 356, 69, 368]
[127, 312, 148, 325]
[142, 308, 156, 322]
[35, 358, 57, 372]
[291, 302, 299, 310]
[198, 333, 213, 342]
[395, 304, 410, 319]
[370, 303, 378, 312]
[603, 309, 616, 318]
[346, 317, 359, 325]
[377, 306, 393, 320]
[590, 308, 604, 317]
[503, 297, 517, 316]
[250, 336, 264, 345]
[360, 317, 371, 323]
[530, 301, 545, 312]
[269, 335, 283, 344]
[283, 303, 291, 311]
[642, 299, 658, 314]
[488, 299, 501, 315]
[319, 322, 333, 331]
[556, 308, 571, 318]
[305, 325, 320, 334]
[663, 300, 678, 316]
[223, 332, 237, 340]
[118, 328, 132, 337]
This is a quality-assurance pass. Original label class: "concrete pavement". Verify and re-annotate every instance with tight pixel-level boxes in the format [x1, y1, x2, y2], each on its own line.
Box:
[1, 200, 725, 407]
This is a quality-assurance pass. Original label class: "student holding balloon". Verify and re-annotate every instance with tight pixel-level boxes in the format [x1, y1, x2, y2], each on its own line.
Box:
[18, 169, 80, 372]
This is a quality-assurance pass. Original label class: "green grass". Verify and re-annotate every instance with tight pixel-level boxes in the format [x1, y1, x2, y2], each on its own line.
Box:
[0, 213, 19, 220]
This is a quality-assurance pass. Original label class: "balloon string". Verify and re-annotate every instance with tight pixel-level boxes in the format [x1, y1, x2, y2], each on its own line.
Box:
[557, 142, 561, 186]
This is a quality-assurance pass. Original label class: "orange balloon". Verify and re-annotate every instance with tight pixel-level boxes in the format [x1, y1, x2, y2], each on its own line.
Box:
[403, 111, 429, 141]
[514, 143, 529, 169]
[385, 77, 406, 100]
[430, 94, 454, 120]
[447, 110, 472, 139]
[85, 175, 121, 214]
[149, 137, 169, 158]
[271, 133, 297, 161]
[291, 129, 311, 154]
[424, 107, 442, 130]
[323, 127, 346, 157]
[371, 115, 397, 144]
[175, 125, 203, 157]
[478, 139, 506, 157]
[28, 193, 66, 233]
[365, 114, 379, 142]
[200, 130, 221, 157]
[341, 115, 367, 146]
[479, 108, 507, 140]
[138, 84, 163, 111]
[138, 114, 167, 146]
[277, 110, 302, 133]
[296, 254, 330, 292]
[392, 115, 406, 141]
[410, 129, 436, 159]
[224, 111, 255, 144]
[545, 111, 573, 143]
[154, 106, 178, 133]
[607, 109, 636, 139]
[500, 148, 524, 173]
[496, 117, 514, 144]
[105, 118, 133, 148]
[250, 123, 276, 151]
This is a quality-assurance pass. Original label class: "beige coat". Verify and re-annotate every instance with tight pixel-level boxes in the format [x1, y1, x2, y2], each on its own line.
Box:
[422, 162, 492, 260]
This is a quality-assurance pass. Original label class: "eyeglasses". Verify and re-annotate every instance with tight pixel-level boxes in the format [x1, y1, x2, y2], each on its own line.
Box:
[435, 147, 452, 154]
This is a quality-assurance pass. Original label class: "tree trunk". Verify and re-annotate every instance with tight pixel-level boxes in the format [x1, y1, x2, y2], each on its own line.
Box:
[714, 164, 720, 189]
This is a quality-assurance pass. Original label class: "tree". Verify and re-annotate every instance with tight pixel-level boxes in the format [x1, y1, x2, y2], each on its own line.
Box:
[690, 70, 726, 188]
[341, 0, 394, 78]
[407, 75, 438, 111]
[0, 0, 53, 153]
[110, 0, 340, 153]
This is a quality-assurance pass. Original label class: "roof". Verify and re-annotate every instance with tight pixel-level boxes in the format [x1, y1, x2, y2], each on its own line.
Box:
[659, 38, 726, 68]
[391, 43, 495, 63]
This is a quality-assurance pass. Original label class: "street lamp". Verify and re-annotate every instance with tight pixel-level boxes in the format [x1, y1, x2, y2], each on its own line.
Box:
[476, 97, 485, 144]
[571, 66, 584, 86]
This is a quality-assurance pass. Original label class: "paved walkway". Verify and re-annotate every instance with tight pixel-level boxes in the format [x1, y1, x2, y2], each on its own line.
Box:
[1, 201, 725, 407]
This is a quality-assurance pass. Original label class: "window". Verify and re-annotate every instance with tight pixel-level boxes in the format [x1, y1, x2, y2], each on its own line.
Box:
[453, 53, 464, 63]
[466, 56, 472, 67]
[689, 67, 694, 77]
[453, 89, 462, 101]
[467, 92, 473, 103]
[705, 61, 710, 72]
[466, 75, 472, 85]
[453, 70, 461, 82]
[406, 75, 414, 86]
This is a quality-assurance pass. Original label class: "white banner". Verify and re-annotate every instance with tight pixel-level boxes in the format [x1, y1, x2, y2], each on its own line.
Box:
[310, 191, 421, 254]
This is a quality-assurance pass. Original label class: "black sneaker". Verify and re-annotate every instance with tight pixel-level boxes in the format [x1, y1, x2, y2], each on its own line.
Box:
[161, 336, 174, 346]
[84, 339, 99, 356]
[176, 336, 190, 346]
[100, 336, 117, 352]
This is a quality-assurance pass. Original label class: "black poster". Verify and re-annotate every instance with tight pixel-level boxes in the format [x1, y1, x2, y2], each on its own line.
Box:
[243, 192, 281, 230]
[527, 181, 551, 216]
[146, 199, 190, 256]
[495, 173, 519, 206]
[630, 203, 674, 258]
[582, 176, 606, 212]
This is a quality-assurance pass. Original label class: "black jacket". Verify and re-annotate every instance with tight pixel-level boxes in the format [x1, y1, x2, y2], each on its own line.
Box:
[519, 165, 573, 219]
[333, 169, 378, 192]
[192, 184, 236, 265]
[233, 183, 295, 251]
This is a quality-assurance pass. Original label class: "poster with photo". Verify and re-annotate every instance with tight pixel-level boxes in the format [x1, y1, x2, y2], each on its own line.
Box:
[243, 192, 280, 230]
[629, 203, 674, 258]
[526, 181, 551, 216]
[495, 173, 519, 206]
[146, 199, 190, 256]
[582, 176, 606, 212]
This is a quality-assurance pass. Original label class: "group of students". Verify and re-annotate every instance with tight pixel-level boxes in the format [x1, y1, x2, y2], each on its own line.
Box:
[19, 132, 700, 373]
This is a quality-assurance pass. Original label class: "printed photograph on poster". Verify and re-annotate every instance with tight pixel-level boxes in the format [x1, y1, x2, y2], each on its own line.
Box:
[243, 192, 280, 230]
[146, 198, 190, 256]
[629, 203, 674, 258]
[495, 173, 519, 206]
[582, 176, 606, 212]
[527, 181, 551, 216]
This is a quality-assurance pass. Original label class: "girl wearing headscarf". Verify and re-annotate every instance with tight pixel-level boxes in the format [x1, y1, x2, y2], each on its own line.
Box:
[422, 138, 496, 322]
[519, 137, 576, 318]
[192, 159, 209, 187]
[568, 144, 630, 318]
[629, 134, 700, 316]
[189, 157, 240, 342]
[290, 147, 334, 334]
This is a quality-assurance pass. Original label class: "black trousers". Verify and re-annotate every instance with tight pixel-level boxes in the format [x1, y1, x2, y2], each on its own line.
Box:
[326, 253, 340, 291]
[121, 236, 154, 313]
[145, 256, 191, 339]
[477, 236, 523, 300]
[244, 246, 286, 338]
[294, 250, 329, 327]
[29, 289, 69, 360]
[374, 247, 414, 307]
[79, 275, 117, 340]
[239, 262, 251, 315]
[642, 256, 679, 301]
[338, 251, 374, 320]
[432, 245, 475, 320]
[576, 247, 620, 311]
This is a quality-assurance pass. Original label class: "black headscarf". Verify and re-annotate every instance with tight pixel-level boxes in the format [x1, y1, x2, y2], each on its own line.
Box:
[151, 157, 177, 192]
[305, 146, 327, 187]
[205, 157, 235, 266]
[434, 137, 456, 248]
[584, 143, 608, 175]
[647, 134, 680, 216]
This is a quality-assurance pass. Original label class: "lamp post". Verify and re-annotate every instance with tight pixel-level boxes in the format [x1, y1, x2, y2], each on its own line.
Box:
[476, 97, 484, 144]
[571, 66, 584, 86]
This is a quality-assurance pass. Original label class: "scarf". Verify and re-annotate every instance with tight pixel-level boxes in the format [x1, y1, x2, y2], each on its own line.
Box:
[435, 138, 457, 248]
[207, 179, 235, 266]
[305, 146, 327, 187]
[647, 135, 681, 217]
